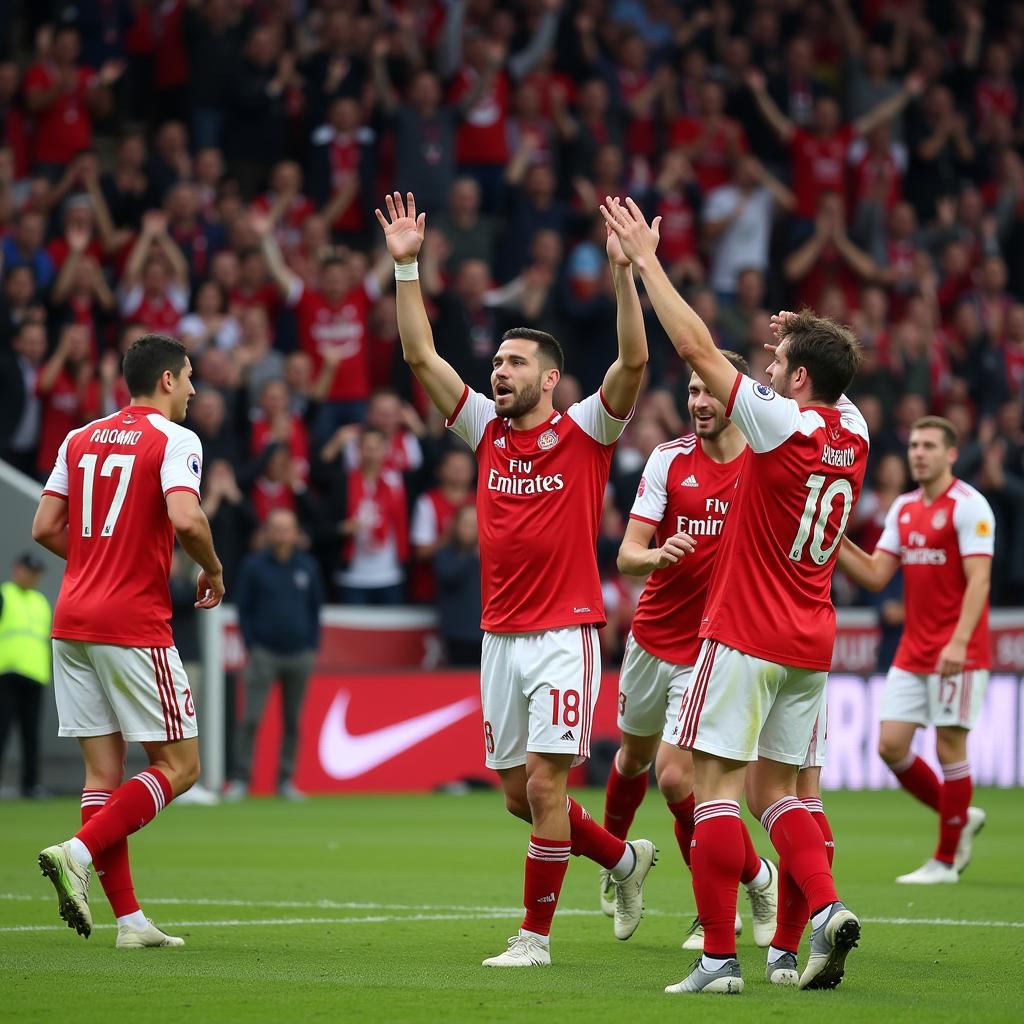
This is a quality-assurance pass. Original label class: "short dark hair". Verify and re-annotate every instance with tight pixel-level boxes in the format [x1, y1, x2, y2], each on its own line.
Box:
[500, 327, 564, 373]
[122, 334, 188, 397]
[911, 415, 958, 449]
[781, 309, 861, 404]
[721, 349, 750, 376]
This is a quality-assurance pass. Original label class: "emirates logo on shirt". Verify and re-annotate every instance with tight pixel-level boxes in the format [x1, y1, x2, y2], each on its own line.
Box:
[537, 429, 559, 450]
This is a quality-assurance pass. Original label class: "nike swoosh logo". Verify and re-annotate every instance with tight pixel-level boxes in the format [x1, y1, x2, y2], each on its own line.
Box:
[318, 690, 479, 780]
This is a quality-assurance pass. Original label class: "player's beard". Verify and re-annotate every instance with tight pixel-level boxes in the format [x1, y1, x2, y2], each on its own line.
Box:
[694, 413, 727, 438]
[498, 375, 543, 419]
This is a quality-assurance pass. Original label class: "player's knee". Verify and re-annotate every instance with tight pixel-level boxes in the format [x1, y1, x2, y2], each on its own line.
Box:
[617, 748, 651, 778]
[504, 791, 532, 822]
[877, 735, 908, 765]
[525, 771, 562, 818]
[935, 729, 966, 764]
[656, 763, 692, 804]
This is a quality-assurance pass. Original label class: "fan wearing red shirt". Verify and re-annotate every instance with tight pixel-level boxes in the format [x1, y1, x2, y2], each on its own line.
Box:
[377, 191, 656, 967]
[31, 333, 223, 948]
[24, 26, 123, 174]
[251, 161, 316, 253]
[35, 325, 101, 477]
[670, 80, 747, 194]
[256, 212, 392, 438]
[605, 197, 867, 994]
[118, 211, 190, 335]
[838, 418, 993, 887]
[597, 353, 783, 949]
[746, 68, 922, 221]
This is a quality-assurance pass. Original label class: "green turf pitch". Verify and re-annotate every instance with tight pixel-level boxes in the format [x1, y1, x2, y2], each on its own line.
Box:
[1, 788, 1021, 1023]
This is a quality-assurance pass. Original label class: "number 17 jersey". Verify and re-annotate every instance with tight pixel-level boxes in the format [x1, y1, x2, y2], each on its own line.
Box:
[699, 375, 869, 671]
[43, 405, 204, 648]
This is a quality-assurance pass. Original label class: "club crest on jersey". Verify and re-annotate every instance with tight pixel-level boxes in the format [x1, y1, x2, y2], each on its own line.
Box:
[187, 453, 202, 478]
[931, 509, 948, 530]
[637, 476, 646, 497]
[752, 382, 775, 401]
[537, 429, 559, 450]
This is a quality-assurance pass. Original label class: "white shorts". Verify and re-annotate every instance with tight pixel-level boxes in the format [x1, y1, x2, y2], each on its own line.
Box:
[677, 640, 827, 765]
[480, 625, 600, 770]
[53, 639, 198, 743]
[616, 633, 693, 743]
[880, 666, 990, 730]
[801, 687, 828, 770]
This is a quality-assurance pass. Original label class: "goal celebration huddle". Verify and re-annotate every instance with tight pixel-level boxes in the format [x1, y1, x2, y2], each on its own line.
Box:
[31, 191, 993, 996]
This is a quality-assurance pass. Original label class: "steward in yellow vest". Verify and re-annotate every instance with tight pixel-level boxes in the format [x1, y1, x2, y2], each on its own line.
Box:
[0, 553, 51, 798]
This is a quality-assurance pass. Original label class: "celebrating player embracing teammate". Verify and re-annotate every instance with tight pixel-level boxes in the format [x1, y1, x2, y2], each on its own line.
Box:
[599, 353, 781, 952]
[603, 197, 867, 994]
[377, 192, 657, 967]
[32, 334, 224, 948]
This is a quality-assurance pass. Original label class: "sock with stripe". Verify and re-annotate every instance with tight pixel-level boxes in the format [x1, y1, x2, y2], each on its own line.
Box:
[80, 790, 140, 917]
[691, 800, 744, 957]
[72, 769, 173, 865]
[770, 798, 835, 952]
[891, 753, 941, 812]
[521, 835, 571, 937]
[567, 796, 629, 873]
[602, 753, 649, 839]
[935, 761, 972, 865]
[761, 797, 837, 919]
[666, 794, 695, 868]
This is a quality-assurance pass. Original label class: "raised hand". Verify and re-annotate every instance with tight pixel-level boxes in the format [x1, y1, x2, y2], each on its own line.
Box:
[599, 196, 661, 269]
[374, 191, 426, 264]
[605, 205, 631, 268]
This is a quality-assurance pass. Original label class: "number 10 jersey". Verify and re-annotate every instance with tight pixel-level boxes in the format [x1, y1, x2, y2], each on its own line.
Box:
[698, 374, 869, 671]
[43, 405, 204, 647]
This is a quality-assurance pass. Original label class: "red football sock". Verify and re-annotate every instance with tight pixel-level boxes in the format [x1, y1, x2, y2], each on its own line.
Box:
[567, 797, 627, 869]
[770, 798, 835, 952]
[602, 754, 649, 839]
[804, 798, 836, 867]
[935, 761, 972, 865]
[521, 835, 571, 936]
[81, 790, 139, 917]
[892, 754, 941, 812]
[667, 795, 695, 868]
[739, 820, 763, 886]
[691, 801, 744, 957]
[75, 769, 173, 860]
[761, 797, 837, 916]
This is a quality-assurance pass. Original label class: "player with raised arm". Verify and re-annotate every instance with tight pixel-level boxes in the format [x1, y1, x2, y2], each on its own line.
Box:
[598, 352, 780, 951]
[31, 333, 224, 948]
[376, 192, 656, 967]
[837, 417, 992, 884]
[603, 197, 867, 994]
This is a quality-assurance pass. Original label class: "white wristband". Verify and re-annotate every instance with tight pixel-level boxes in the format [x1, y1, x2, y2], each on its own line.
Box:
[394, 260, 419, 281]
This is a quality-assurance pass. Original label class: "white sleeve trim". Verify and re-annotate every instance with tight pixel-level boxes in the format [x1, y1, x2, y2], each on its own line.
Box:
[446, 388, 497, 451]
[149, 416, 203, 496]
[629, 444, 678, 525]
[952, 486, 996, 558]
[567, 390, 632, 446]
[726, 374, 803, 454]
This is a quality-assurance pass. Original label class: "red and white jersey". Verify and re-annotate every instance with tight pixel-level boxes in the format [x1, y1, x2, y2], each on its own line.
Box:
[700, 375, 869, 670]
[447, 388, 629, 633]
[876, 479, 995, 673]
[43, 406, 203, 648]
[629, 436, 747, 666]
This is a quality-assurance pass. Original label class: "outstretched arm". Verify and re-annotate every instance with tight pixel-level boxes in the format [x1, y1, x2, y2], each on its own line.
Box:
[836, 536, 901, 592]
[745, 69, 795, 143]
[375, 192, 466, 419]
[601, 197, 736, 405]
[253, 213, 302, 298]
[603, 202, 651, 417]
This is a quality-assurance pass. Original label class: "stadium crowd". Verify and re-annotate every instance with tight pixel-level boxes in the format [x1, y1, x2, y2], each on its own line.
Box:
[2, 0, 1024, 662]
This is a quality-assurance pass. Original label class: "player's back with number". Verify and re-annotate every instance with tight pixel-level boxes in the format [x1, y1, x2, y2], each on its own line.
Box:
[700, 368, 868, 672]
[46, 407, 202, 647]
